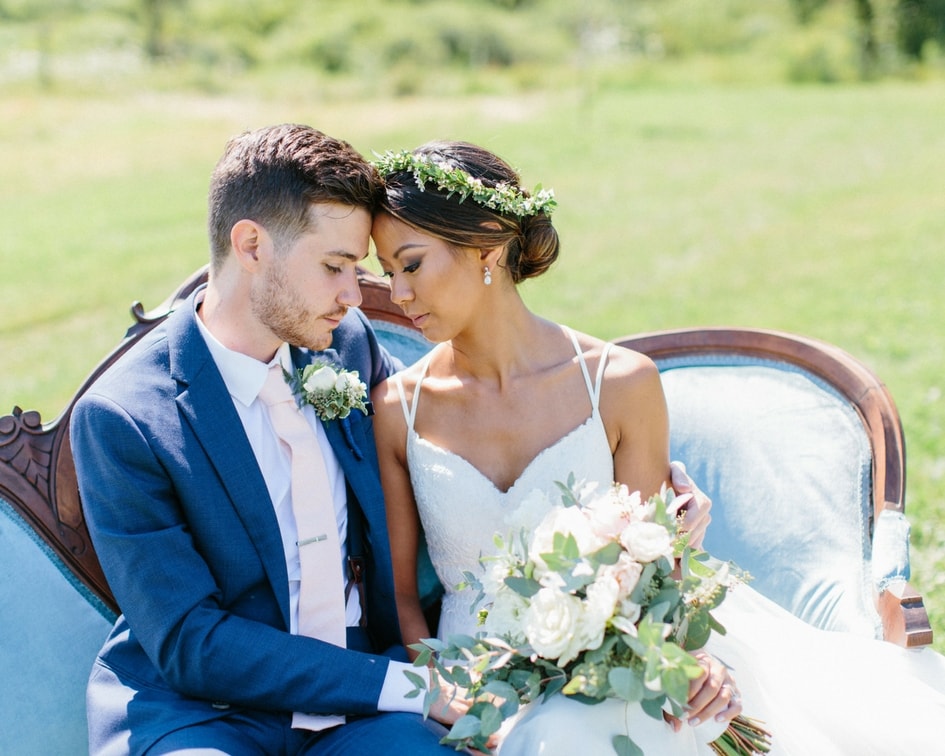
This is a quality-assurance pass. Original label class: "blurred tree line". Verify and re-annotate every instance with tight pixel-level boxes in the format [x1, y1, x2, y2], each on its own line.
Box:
[791, 0, 945, 65]
[1, 0, 943, 90]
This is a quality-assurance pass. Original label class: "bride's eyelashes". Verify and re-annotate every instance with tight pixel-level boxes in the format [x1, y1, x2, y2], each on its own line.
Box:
[380, 261, 421, 278]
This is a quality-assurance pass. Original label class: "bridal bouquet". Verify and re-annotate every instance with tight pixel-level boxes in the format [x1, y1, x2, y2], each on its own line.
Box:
[406, 477, 771, 756]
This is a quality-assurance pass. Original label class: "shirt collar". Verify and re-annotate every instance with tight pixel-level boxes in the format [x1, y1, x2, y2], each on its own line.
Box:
[194, 292, 292, 407]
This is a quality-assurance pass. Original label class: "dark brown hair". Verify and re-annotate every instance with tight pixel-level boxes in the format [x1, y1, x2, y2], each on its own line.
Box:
[379, 141, 559, 283]
[207, 124, 383, 270]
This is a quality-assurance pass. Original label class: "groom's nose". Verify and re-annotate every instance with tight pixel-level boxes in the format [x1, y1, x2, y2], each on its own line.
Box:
[338, 268, 362, 308]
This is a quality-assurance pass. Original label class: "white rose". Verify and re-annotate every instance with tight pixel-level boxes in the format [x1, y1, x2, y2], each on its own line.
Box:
[620, 521, 674, 563]
[530, 505, 606, 569]
[584, 492, 626, 538]
[522, 586, 584, 662]
[600, 552, 644, 601]
[611, 597, 643, 635]
[482, 589, 528, 643]
[480, 549, 519, 597]
[556, 581, 614, 665]
[334, 370, 365, 396]
[303, 365, 338, 394]
[583, 574, 619, 638]
[585, 485, 640, 539]
[557, 620, 599, 667]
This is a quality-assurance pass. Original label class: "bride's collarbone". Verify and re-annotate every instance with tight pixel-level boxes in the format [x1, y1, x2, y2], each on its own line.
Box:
[418, 399, 593, 491]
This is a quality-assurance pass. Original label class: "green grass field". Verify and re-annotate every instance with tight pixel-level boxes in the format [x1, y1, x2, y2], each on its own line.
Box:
[2, 82, 944, 650]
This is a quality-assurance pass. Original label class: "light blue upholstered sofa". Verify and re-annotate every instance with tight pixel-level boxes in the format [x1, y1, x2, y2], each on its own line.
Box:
[0, 269, 931, 754]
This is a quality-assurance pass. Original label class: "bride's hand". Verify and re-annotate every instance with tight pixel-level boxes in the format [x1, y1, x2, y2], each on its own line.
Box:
[426, 677, 502, 752]
[669, 460, 712, 549]
[426, 677, 472, 727]
[684, 650, 742, 727]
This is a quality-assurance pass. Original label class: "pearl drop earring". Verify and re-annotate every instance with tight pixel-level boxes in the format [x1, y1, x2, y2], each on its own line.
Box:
[483, 266, 492, 286]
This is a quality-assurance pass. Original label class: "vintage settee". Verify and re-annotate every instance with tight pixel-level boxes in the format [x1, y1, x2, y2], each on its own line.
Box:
[0, 268, 931, 753]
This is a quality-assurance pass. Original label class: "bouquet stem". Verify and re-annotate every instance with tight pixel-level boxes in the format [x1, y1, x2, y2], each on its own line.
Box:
[710, 714, 772, 755]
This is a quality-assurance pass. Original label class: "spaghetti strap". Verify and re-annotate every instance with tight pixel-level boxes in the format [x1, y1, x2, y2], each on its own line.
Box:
[393, 373, 411, 430]
[592, 343, 613, 413]
[566, 328, 611, 416]
[394, 352, 435, 433]
[566, 328, 595, 404]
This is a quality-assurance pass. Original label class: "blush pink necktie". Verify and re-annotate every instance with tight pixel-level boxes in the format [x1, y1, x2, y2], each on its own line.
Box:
[259, 364, 347, 731]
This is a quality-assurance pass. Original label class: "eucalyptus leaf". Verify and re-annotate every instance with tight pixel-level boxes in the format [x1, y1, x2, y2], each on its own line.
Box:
[443, 633, 479, 649]
[446, 714, 484, 740]
[683, 610, 711, 650]
[608, 667, 645, 702]
[477, 702, 505, 736]
[422, 687, 439, 718]
[481, 680, 520, 705]
[590, 540, 623, 566]
[612, 734, 644, 756]
[404, 669, 427, 690]
[640, 695, 667, 720]
[661, 664, 693, 704]
[543, 674, 567, 698]
[504, 575, 541, 597]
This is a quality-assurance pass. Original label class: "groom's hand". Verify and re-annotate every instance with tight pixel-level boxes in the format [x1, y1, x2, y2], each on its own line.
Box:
[669, 460, 712, 549]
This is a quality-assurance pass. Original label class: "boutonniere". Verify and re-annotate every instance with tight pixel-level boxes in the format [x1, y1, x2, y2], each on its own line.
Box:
[284, 361, 371, 422]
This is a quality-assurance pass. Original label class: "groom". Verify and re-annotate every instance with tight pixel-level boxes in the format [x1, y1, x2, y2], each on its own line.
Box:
[70, 124, 454, 754]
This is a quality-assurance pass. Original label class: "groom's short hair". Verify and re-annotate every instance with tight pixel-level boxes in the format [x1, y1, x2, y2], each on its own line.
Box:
[207, 123, 382, 271]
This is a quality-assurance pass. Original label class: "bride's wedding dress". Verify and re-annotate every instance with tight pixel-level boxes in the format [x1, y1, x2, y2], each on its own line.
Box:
[394, 335, 945, 755]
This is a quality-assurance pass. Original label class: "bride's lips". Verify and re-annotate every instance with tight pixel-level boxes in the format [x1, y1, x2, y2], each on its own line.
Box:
[408, 313, 429, 328]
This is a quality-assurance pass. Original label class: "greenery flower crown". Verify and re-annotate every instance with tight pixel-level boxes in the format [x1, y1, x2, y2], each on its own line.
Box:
[372, 150, 557, 219]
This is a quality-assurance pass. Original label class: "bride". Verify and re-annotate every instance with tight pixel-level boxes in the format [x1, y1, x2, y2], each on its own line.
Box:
[370, 140, 945, 754]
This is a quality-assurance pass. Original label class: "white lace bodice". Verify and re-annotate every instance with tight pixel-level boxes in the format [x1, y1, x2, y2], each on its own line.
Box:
[395, 331, 614, 640]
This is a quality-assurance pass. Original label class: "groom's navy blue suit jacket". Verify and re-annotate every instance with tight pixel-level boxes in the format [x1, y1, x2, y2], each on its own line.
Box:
[71, 287, 401, 754]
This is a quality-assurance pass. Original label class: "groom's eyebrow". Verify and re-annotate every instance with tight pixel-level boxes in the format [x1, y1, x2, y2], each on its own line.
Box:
[326, 249, 366, 262]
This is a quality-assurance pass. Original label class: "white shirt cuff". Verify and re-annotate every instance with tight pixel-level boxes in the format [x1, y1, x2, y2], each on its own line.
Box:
[377, 660, 425, 714]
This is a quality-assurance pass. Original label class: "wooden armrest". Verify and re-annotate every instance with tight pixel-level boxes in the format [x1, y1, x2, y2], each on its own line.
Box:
[878, 581, 933, 648]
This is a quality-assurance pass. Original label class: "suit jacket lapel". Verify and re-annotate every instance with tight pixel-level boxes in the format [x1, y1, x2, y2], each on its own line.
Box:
[168, 293, 292, 627]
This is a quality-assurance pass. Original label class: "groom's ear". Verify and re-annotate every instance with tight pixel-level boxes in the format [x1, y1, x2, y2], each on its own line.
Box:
[230, 219, 270, 272]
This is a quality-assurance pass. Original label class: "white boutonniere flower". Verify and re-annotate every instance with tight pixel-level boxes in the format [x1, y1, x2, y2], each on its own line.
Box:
[284, 361, 370, 421]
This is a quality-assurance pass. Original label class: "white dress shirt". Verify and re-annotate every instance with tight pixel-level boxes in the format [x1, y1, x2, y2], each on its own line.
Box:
[194, 297, 420, 714]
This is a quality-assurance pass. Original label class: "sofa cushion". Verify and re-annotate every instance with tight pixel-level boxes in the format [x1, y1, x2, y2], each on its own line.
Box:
[0, 497, 114, 754]
[659, 358, 883, 639]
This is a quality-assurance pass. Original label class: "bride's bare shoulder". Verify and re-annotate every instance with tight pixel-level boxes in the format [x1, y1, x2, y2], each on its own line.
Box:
[568, 330, 659, 385]
[371, 358, 422, 430]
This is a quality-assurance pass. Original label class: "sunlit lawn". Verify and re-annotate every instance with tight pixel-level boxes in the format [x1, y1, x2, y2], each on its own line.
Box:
[2, 81, 944, 649]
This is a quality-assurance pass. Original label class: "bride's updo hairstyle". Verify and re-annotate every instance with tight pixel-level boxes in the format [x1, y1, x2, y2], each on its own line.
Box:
[377, 141, 559, 283]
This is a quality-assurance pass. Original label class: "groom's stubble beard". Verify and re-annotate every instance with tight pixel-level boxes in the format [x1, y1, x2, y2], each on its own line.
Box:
[251, 252, 339, 352]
